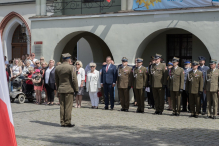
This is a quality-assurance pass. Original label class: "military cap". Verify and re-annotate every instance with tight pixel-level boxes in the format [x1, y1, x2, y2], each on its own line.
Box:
[184, 60, 191, 64]
[198, 56, 206, 61]
[137, 58, 143, 63]
[151, 56, 155, 59]
[209, 59, 217, 64]
[154, 53, 162, 59]
[89, 62, 96, 67]
[121, 57, 128, 62]
[62, 53, 71, 59]
[168, 61, 173, 66]
[192, 61, 199, 66]
[172, 57, 180, 62]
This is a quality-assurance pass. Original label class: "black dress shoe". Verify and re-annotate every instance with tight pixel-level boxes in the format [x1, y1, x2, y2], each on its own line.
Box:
[61, 125, 65, 127]
[136, 110, 142, 113]
[202, 112, 206, 115]
[176, 113, 180, 116]
[195, 115, 199, 118]
[65, 124, 75, 127]
[213, 116, 217, 119]
[110, 108, 114, 110]
[154, 111, 159, 115]
[120, 108, 125, 111]
[124, 109, 129, 112]
[103, 108, 108, 110]
[189, 115, 195, 117]
[171, 113, 176, 116]
[158, 112, 162, 115]
[206, 116, 212, 119]
[181, 110, 187, 112]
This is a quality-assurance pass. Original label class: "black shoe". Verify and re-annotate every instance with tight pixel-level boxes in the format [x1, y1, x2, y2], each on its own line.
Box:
[202, 112, 206, 115]
[148, 107, 153, 109]
[154, 111, 159, 115]
[181, 110, 187, 112]
[61, 125, 65, 127]
[124, 109, 129, 112]
[176, 113, 180, 116]
[136, 110, 142, 113]
[213, 116, 217, 119]
[171, 113, 176, 116]
[120, 108, 125, 111]
[65, 124, 75, 127]
[103, 107, 108, 110]
[110, 108, 114, 110]
[195, 115, 199, 118]
[189, 115, 195, 117]
[206, 116, 212, 119]
[158, 112, 162, 115]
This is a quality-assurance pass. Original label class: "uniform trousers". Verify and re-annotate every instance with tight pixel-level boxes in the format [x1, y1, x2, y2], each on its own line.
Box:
[89, 92, 99, 107]
[206, 92, 218, 116]
[171, 91, 181, 114]
[182, 90, 190, 111]
[147, 87, 154, 108]
[134, 88, 145, 112]
[59, 93, 73, 126]
[189, 94, 200, 115]
[200, 92, 207, 112]
[118, 88, 129, 110]
[152, 87, 164, 112]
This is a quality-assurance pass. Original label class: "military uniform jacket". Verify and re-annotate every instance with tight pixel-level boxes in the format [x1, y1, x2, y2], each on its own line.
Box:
[117, 66, 132, 88]
[183, 68, 192, 90]
[186, 70, 203, 94]
[168, 66, 184, 92]
[132, 66, 147, 89]
[55, 62, 79, 93]
[149, 63, 167, 88]
[198, 65, 209, 88]
[204, 68, 219, 92]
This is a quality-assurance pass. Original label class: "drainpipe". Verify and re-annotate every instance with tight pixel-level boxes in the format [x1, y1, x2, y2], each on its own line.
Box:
[36, 0, 41, 16]
[41, 0, 47, 16]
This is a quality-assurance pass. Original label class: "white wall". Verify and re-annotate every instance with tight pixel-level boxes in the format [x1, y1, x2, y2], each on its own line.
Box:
[77, 38, 93, 69]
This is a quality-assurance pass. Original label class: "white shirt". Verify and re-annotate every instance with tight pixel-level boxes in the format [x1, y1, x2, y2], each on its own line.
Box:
[30, 58, 38, 67]
[174, 66, 178, 70]
[45, 66, 54, 84]
[193, 69, 197, 73]
[76, 68, 85, 87]
[138, 65, 142, 69]
[212, 68, 216, 72]
[106, 63, 111, 71]
[22, 66, 30, 75]
[12, 65, 21, 76]
[156, 63, 160, 66]
[5, 60, 9, 65]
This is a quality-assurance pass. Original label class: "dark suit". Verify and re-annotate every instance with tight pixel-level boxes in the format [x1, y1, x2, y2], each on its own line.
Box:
[43, 66, 56, 102]
[101, 64, 117, 109]
[148, 64, 154, 108]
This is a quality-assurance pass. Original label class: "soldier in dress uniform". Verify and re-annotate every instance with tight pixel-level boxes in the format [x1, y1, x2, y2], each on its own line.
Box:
[198, 56, 209, 115]
[117, 57, 132, 112]
[182, 60, 192, 112]
[204, 59, 219, 119]
[133, 58, 147, 113]
[55, 53, 79, 127]
[186, 61, 203, 118]
[150, 54, 167, 115]
[168, 57, 184, 116]
[147, 56, 155, 109]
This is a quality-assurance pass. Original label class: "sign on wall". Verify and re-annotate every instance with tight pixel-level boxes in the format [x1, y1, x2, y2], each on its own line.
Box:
[133, 0, 213, 11]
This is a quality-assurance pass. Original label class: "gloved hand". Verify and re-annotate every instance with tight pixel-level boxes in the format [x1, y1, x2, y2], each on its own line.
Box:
[199, 91, 203, 95]
[128, 86, 131, 90]
[179, 89, 183, 93]
[162, 85, 166, 89]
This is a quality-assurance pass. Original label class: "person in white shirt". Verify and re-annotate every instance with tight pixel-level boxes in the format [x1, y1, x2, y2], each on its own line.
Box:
[86, 63, 101, 109]
[4, 56, 9, 65]
[30, 53, 38, 67]
[10, 59, 22, 91]
[75, 60, 85, 108]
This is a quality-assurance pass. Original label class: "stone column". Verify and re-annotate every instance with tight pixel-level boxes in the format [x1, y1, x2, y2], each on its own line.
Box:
[41, 0, 47, 16]
[36, 0, 41, 16]
[127, 0, 133, 11]
[121, 0, 127, 11]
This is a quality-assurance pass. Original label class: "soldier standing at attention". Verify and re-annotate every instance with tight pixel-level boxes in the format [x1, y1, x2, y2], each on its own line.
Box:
[117, 57, 132, 112]
[198, 56, 209, 115]
[169, 57, 184, 116]
[133, 58, 147, 113]
[55, 53, 78, 127]
[148, 56, 155, 109]
[182, 61, 192, 112]
[204, 59, 219, 119]
[150, 54, 167, 115]
[186, 61, 203, 118]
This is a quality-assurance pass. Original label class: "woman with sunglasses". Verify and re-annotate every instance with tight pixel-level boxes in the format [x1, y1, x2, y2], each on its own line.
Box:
[34, 60, 42, 70]
[10, 59, 22, 91]
[86, 63, 101, 109]
[75, 60, 85, 108]
[30, 53, 37, 67]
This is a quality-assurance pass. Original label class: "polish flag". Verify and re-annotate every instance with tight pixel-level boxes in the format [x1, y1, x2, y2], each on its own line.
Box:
[106, 0, 111, 2]
[0, 34, 17, 146]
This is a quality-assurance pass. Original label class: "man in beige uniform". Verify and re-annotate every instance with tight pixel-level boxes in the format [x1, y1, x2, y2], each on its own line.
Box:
[150, 54, 167, 115]
[55, 53, 78, 127]
[204, 59, 219, 119]
[133, 58, 147, 113]
[117, 57, 132, 112]
[168, 57, 184, 116]
[186, 61, 203, 118]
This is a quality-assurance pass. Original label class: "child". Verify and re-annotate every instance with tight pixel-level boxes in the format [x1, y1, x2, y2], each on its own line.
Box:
[33, 69, 43, 104]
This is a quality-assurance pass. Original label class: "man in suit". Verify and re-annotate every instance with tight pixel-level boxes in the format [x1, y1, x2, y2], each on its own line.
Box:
[186, 61, 203, 118]
[117, 57, 132, 112]
[101, 56, 117, 110]
[150, 54, 167, 115]
[168, 57, 184, 116]
[198, 56, 209, 115]
[147, 56, 155, 109]
[182, 60, 192, 112]
[55, 53, 78, 127]
[133, 58, 147, 113]
[204, 59, 219, 119]
[132, 58, 138, 106]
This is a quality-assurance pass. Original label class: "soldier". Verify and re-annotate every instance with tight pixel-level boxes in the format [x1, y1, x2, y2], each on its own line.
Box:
[182, 60, 192, 112]
[186, 61, 203, 118]
[168, 57, 184, 116]
[133, 58, 147, 113]
[117, 57, 132, 112]
[204, 59, 219, 119]
[198, 56, 209, 115]
[147, 56, 155, 109]
[150, 54, 167, 115]
[55, 53, 79, 127]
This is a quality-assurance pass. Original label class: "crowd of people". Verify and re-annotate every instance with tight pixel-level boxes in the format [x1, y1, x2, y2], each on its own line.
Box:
[4, 52, 219, 127]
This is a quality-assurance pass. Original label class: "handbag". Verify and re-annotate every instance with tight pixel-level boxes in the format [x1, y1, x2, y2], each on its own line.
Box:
[97, 91, 102, 98]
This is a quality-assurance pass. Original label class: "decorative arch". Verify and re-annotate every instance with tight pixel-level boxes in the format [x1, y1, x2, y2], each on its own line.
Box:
[0, 11, 31, 53]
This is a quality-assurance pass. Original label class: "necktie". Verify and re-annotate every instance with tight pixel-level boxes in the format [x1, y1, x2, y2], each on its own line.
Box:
[106, 65, 109, 72]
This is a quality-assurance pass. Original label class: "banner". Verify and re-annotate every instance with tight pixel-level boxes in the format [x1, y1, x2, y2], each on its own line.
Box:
[133, 0, 213, 11]
[212, 0, 219, 5]
[0, 35, 17, 146]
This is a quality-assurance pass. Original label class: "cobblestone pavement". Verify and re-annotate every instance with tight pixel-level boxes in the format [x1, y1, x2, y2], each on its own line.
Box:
[12, 95, 219, 146]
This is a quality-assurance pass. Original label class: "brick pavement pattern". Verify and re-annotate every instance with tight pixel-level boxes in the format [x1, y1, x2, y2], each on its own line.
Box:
[12, 96, 219, 146]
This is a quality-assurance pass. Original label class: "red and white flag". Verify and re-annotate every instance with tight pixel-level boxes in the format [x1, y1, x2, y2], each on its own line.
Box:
[106, 0, 111, 3]
[0, 34, 17, 146]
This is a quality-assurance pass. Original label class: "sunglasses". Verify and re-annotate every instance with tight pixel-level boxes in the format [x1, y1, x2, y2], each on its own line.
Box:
[90, 66, 95, 68]
[40, 59, 44, 60]
[31, 55, 35, 56]
[36, 63, 39, 64]
[76, 64, 80, 65]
